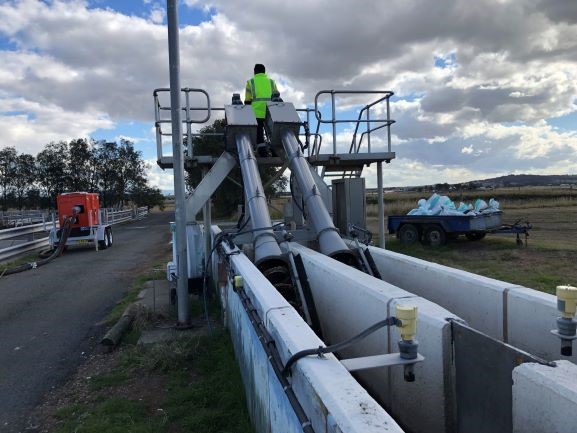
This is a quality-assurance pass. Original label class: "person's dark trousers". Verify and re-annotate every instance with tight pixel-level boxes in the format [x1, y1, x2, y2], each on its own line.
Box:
[256, 118, 268, 156]
[256, 118, 266, 144]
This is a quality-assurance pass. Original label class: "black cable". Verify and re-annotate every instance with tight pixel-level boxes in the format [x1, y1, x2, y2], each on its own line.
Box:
[282, 316, 401, 376]
[290, 173, 305, 217]
[237, 215, 251, 233]
[227, 222, 285, 240]
[199, 231, 228, 334]
[236, 284, 315, 433]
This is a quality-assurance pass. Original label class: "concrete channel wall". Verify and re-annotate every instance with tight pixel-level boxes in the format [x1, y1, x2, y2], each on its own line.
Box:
[356, 244, 576, 364]
[290, 243, 462, 433]
[215, 235, 405, 432]
[513, 361, 577, 433]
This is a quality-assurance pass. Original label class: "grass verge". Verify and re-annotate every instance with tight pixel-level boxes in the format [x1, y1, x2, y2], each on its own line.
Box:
[53, 308, 253, 433]
[106, 268, 166, 325]
[385, 235, 576, 294]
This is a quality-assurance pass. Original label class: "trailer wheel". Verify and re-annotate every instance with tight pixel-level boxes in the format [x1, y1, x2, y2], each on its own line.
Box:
[98, 238, 108, 249]
[423, 225, 446, 247]
[465, 232, 486, 241]
[398, 224, 419, 245]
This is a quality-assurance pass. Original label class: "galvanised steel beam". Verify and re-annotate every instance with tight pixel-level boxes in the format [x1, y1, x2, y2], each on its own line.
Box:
[185, 151, 237, 221]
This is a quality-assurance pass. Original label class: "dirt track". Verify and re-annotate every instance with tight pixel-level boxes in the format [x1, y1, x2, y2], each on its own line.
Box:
[0, 212, 172, 432]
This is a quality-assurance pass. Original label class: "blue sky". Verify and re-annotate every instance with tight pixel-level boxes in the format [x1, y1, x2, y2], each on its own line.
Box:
[1, 0, 576, 191]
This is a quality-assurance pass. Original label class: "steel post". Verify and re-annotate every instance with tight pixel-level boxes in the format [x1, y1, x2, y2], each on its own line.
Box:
[331, 92, 337, 155]
[166, 0, 189, 325]
[377, 161, 385, 248]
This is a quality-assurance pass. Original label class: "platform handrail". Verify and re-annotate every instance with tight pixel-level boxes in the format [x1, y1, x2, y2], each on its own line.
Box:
[314, 90, 395, 156]
[154, 87, 213, 160]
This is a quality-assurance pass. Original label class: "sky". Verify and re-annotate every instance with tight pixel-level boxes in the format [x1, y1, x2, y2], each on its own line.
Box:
[0, 0, 576, 192]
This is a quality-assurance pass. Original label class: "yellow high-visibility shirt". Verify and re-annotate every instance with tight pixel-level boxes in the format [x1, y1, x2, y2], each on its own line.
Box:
[244, 73, 278, 119]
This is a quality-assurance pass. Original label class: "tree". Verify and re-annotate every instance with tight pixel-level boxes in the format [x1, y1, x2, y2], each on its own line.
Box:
[130, 185, 165, 210]
[114, 139, 148, 207]
[0, 147, 17, 211]
[185, 119, 287, 218]
[92, 141, 119, 208]
[36, 142, 69, 207]
[67, 138, 93, 192]
[13, 153, 36, 209]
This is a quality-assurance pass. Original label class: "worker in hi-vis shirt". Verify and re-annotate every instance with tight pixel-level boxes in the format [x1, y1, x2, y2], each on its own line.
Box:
[244, 63, 279, 156]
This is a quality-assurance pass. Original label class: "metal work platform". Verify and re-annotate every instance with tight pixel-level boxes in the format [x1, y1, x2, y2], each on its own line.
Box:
[153, 88, 396, 179]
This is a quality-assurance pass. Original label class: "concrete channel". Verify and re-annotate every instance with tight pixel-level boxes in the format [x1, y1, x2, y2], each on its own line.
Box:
[209, 226, 577, 433]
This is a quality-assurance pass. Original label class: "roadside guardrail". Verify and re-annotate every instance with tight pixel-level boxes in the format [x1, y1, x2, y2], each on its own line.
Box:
[0, 208, 150, 264]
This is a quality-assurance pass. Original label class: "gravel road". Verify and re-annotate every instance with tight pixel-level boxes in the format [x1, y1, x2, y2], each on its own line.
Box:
[0, 211, 173, 432]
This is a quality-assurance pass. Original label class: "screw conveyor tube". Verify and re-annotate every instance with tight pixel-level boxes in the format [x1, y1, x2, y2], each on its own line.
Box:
[236, 133, 288, 282]
[280, 129, 356, 265]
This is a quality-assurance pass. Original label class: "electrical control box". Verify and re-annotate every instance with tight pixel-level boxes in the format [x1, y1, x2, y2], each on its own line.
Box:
[57, 192, 100, 228]
[332, 178, 366, 236]
[265, 101, 301, 147]
[224, 104, 258, 149]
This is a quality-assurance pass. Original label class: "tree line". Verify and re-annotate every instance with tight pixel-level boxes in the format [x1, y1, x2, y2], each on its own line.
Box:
[0, 139, 164, 211]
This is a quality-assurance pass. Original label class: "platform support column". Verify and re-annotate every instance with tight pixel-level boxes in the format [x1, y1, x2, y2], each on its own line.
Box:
[377, 161, 385, 248]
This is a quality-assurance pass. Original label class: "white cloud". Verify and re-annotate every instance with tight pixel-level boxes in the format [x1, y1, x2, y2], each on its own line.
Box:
[0, 0, 576, 186]
[0, 96, 113, 154]
[145, 158, 174, 191]
[148, 4, 166, 24]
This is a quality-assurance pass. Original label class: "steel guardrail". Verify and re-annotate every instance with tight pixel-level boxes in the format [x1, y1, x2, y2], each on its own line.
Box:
[0, 238, 49, 263]
[0, 208, 150, 263]
[0, 223, 46, 241]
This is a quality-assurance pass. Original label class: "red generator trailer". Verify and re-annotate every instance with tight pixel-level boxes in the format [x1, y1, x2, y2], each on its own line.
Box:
[49, 192, 113, 250]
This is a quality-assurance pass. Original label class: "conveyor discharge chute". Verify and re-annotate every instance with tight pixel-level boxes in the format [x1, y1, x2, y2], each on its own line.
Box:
[266, 101, 356, 266]
[225, 103, 290, 286]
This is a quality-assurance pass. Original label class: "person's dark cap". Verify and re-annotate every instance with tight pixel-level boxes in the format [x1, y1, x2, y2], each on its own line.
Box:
[254, 64, 266, 74]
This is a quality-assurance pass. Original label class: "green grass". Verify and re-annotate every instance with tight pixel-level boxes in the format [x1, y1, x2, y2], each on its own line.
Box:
[0, 253, 40, 272]
[106, 268, 165, 325]
[56, 398, 165, 433]
[385, 236, 576, 294]
[55, 300, 253, 433]
[89, 371, 130, 392]
[161, 333, 253, 433]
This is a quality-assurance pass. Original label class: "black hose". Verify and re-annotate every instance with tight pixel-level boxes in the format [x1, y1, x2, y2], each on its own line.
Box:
[0, 216, 75, 277]
[282, 316, 401, 376]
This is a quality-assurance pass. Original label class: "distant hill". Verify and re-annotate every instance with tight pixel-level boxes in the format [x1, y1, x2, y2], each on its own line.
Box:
[474, 174, 577, 188]
[375, 174, 577, 193]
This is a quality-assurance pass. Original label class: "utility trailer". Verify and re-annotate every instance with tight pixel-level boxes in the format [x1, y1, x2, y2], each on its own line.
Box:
[48, 192, 113, 250]
[388, 211, 531, 246]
